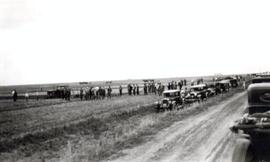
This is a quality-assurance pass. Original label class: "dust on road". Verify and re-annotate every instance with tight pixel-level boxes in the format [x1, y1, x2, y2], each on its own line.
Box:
[107, 92, 246, 162]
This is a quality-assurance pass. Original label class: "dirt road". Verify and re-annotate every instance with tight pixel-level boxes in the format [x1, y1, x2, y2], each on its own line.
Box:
[108, 92, 246, 162]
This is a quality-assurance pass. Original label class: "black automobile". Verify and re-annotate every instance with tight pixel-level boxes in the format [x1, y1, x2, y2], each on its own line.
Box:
[216, 80, 230, 93]
[47, 85, 69, 99]
[230, 83, 270, 162]
[156, 90, 183, 112]
[224, 77, 239, 88]
[184, 84, 208, 103]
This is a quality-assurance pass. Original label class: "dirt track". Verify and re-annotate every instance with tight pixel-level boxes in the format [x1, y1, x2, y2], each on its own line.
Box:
[108, 92, 246, 162]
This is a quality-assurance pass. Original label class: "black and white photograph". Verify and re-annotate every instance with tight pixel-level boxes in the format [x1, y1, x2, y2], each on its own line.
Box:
[1, 0, 270, 161]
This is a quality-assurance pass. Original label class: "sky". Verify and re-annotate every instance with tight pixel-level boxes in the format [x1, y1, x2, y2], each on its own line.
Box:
[0, 0, 270, 85]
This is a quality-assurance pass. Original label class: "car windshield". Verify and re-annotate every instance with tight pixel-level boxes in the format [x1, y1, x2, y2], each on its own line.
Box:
[190, 87, 204, 91]
[164, 92, 179, 97]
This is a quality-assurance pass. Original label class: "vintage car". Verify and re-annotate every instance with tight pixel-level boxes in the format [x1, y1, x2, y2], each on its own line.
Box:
[184, 84, 208, 103]
[47, 85, 69, 99]
[215, 80, 230, 92]
[156, 90, 183, 112]
[230, 83, 270, 162]
[224, 76, 239, 87]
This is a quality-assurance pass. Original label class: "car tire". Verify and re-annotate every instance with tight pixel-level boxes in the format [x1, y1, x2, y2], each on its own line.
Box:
[232, 138, 254, 162]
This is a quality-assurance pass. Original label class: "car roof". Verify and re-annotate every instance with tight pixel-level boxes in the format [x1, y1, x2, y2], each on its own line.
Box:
[224, 76, 236, 80]
[163, 90, 180, 93]
[248, 83, 270, 91]
[190, 84, 207, 88]
[218, 80, 230, 84]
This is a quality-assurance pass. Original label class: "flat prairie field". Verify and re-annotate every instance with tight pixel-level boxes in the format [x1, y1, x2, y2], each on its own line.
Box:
[0, 95, 160, 142]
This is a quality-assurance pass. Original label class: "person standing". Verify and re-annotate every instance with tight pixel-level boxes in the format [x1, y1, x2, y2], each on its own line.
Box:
[12, 89, 17, 102]
[157, 84, 162, 96]
[144, 83, 148, 95]
[178, 82, 182, 90]
[153, 84, 157, 95]
[191, 80, 194, 86]
[80, 88, 83, 101]
[89, 87, 93, 100]
[107, 86, 112, 99]
[136, 84, 140, 95]
[67, 89, 71, 101]
[133, 84, 136, 96]
[25, 92, 29, 102]
[119, 85, 122, 96]
[243, 81, 246, 89]
[128, 84, 132, 95]
[168, 82, 171, 90]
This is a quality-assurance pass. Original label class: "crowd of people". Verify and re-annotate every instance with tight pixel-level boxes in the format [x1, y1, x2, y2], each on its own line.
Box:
[76, 79, 189, 101]
[11, 80, 187, 102]
[10, 77, 244, 102]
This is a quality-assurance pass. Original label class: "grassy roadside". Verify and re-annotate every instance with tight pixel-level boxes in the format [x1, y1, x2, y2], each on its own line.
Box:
[0, 88, 244, 162]
[0, 95, 159, 142]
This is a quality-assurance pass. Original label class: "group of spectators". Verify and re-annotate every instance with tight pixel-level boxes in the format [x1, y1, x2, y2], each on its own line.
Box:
[9, 78, 198, 102]
[127, 84, 140, 96]
[167, 79, 187, 90]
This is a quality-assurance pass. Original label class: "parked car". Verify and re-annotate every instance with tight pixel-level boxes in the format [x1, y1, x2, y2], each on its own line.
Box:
[230, 83, 270, 162]
[156, 90, 183, 112]
[216, 80, 230, 92]
[224, 76, 239, 88]
[47, 85, 69, 99]
[184, 84, 208, 103]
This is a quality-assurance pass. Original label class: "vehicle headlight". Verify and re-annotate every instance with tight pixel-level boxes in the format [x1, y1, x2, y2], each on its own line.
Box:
[242, 116, 256, 124]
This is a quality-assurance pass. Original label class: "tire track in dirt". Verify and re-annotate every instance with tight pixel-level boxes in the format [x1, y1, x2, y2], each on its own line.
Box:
[107, 92, 246, 162]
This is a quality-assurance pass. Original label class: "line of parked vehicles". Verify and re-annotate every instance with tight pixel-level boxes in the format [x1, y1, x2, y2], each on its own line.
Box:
[155, 77, 240, 112]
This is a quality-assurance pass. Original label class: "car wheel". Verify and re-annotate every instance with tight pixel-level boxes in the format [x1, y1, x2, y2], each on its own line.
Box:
[232, 138, 254, 162]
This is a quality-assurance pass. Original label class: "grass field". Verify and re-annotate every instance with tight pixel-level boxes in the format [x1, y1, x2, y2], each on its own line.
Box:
[0, 94, 161, 161]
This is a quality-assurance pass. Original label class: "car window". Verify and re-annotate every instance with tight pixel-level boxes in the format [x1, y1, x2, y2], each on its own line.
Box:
[164, 92, 179, 97]
[164, 93, 172, 97]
